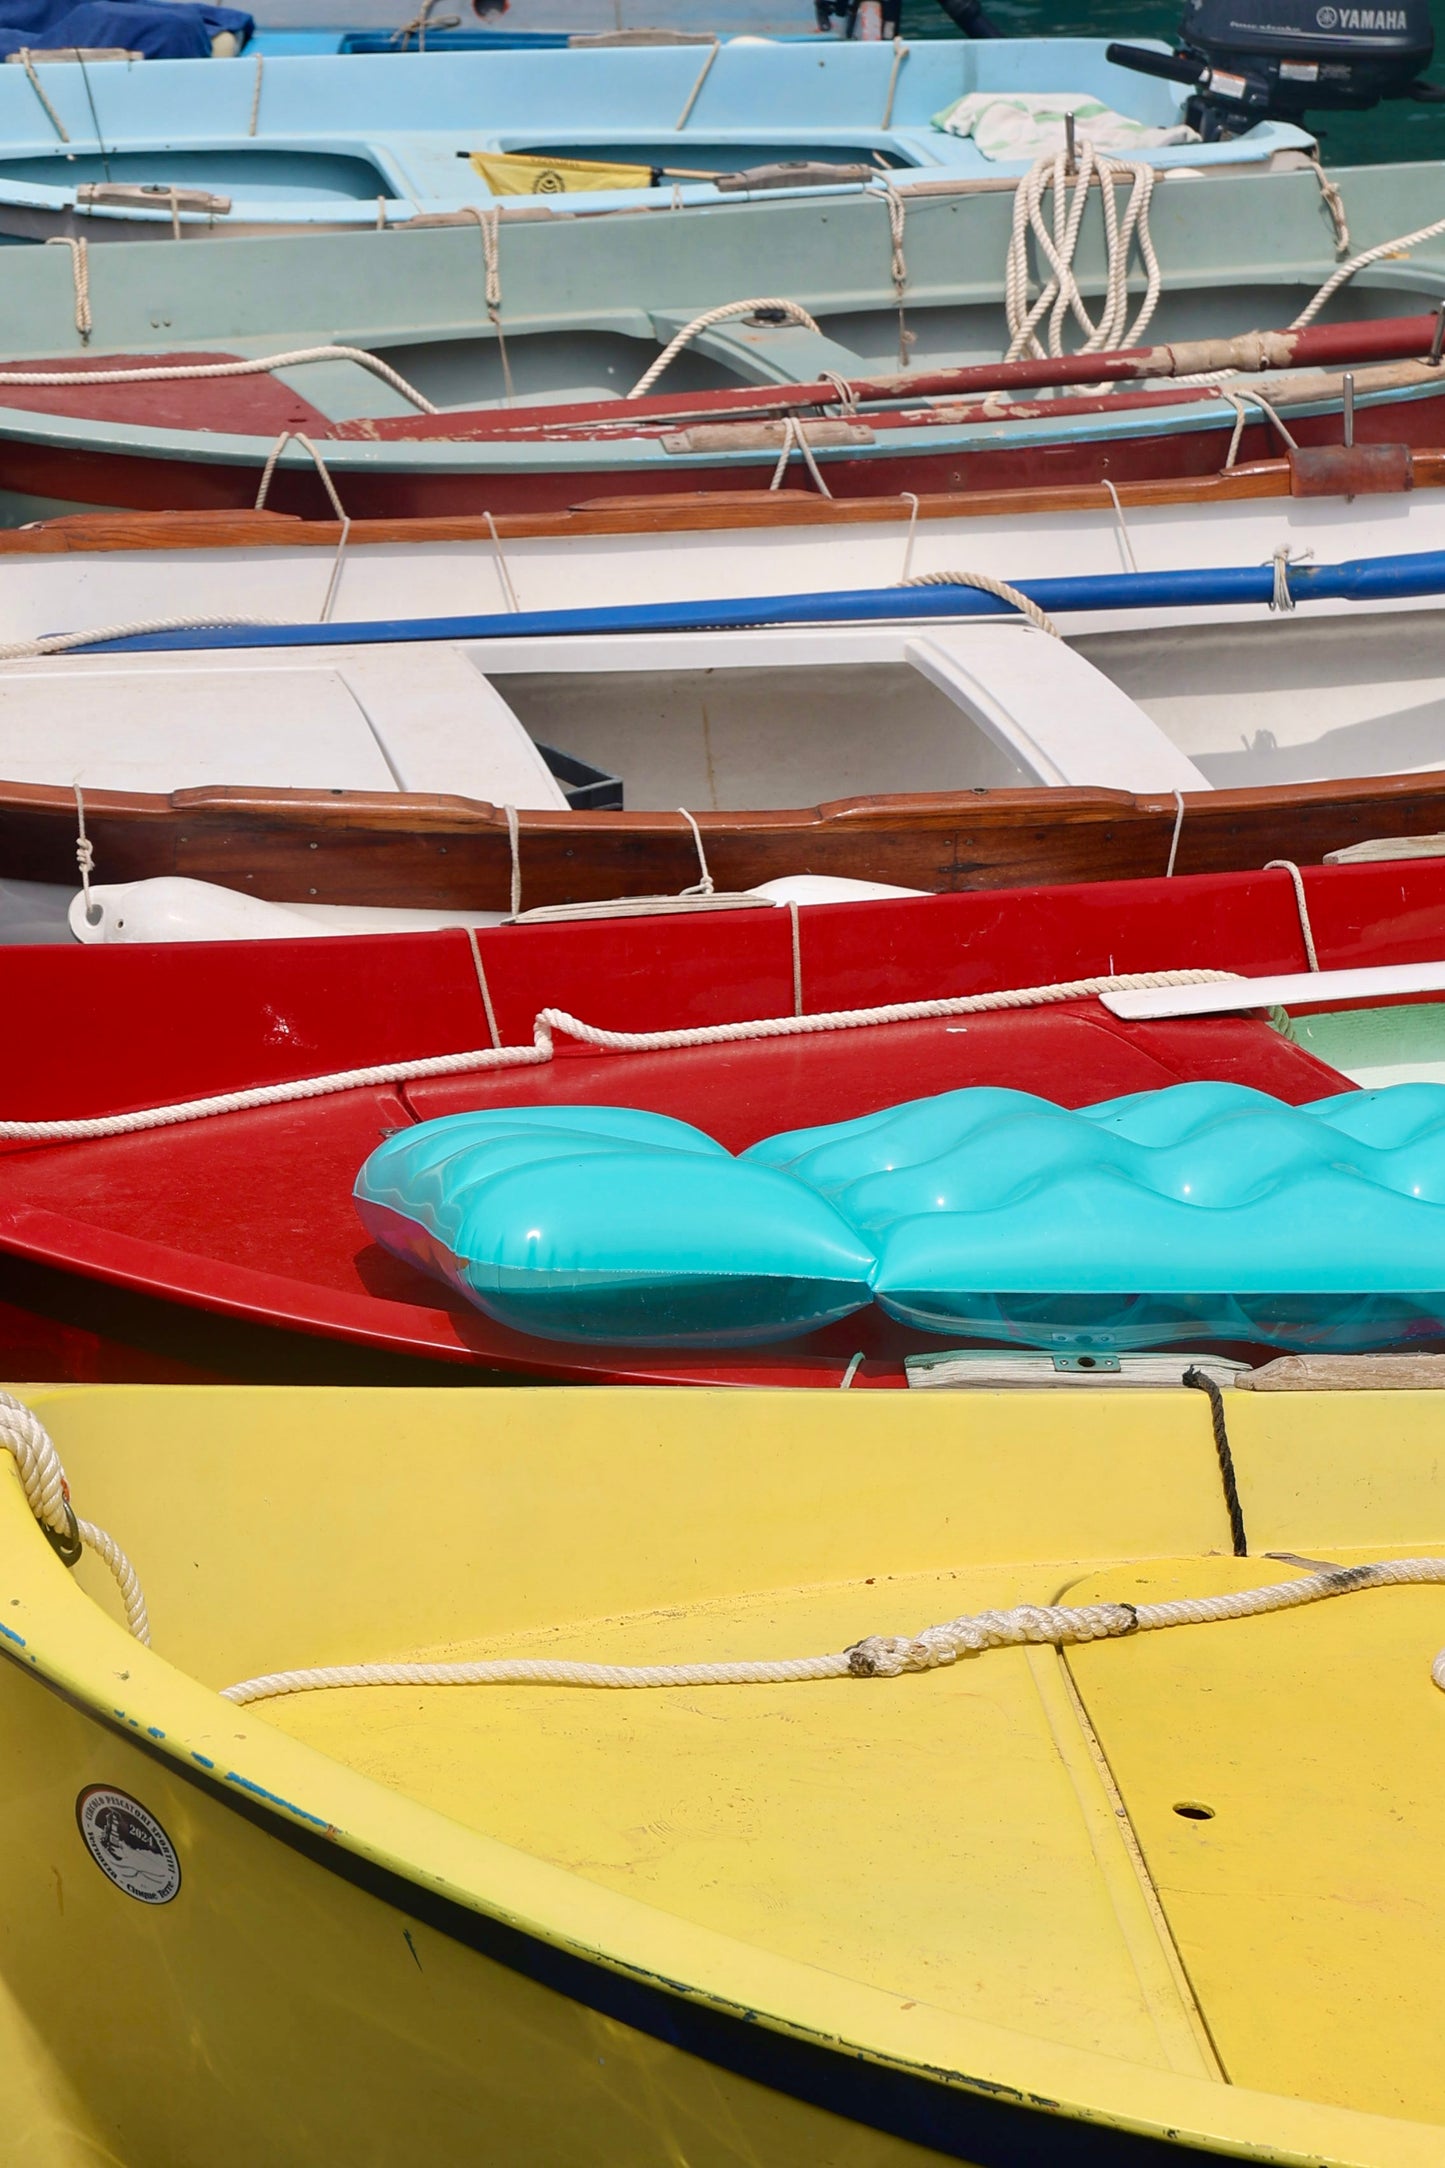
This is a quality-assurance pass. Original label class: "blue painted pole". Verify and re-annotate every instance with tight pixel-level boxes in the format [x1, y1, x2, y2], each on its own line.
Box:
[75, 548, 1445, 654]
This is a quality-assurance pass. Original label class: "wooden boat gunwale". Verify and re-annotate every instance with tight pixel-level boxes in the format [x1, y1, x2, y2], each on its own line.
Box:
[9, 456, 1445, 910]
[4, 1383, 1444, 2166]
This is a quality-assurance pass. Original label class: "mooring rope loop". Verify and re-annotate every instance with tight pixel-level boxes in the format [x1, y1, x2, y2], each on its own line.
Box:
[221, 1556, 1445, 1703]
[0, 970, 1238, 1145]
[0, 1393, 148, 1643]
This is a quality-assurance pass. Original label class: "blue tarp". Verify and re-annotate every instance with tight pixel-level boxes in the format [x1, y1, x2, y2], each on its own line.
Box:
[0, 0, 252, 58]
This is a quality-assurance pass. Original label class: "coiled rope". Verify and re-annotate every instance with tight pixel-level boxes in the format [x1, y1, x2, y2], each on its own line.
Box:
[0, 970, 1237, 1146]
[0, 345, 438, 414]
[0, 1393, 148, 1643]
[1004, 145, 1160, 362]
[626, 299, 822, 399]
[221, 1555, 1445, 1703]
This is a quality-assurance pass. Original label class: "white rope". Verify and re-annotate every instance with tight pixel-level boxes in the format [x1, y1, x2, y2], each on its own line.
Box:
[899, 569, 1060, 638]
[1221, 387, 1299, 470]
[0, 614, 279, 663]
[390, 0, 458, 47]
[1268, 543, 1313, 614]
[17, 48, 68, 139]
[1309, 157, 1350, 258]
[0, 1392, 148, 1644]
[0, 970, 1238, 1146]
[873, 175, 911, 370]
[451, 206, 514, 404]
[1003, 147, 1159, 363]
[248, 49, 262, 134]
[839, 1350, 865, 1390]
[897, 489, 920, 583]
[73, 784, 99, 924]
[677, 806, 714, 897]
[44, 235, 90, 343]
[1291, 211, 1445, 332]
[627, 299, 821, 400]
[768, 414, 834, 497]
[464, 924, 502, 1049]
[0, 346, 438, 413]
[1165, 786, 1185, 879]
[673, 36, 718, 129]
[247, 434, 351, 621]
[505, 802, 521, 918]
[483, 509, 520, 611]
[220, 1555, 1445, 1704]
[254, 431, 346, 523]
[880, 36, 908, 130]
[1098, 477, 1137, 573]
[1264, 857, 1320, 971]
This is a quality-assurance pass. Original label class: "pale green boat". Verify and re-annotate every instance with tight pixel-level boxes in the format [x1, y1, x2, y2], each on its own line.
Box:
[1, 156, 1442, 520]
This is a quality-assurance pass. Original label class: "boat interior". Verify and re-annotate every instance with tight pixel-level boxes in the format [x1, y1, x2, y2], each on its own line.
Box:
[7, 613, 1445, 827]
[15, 1380, 1445, 2142]
[0, 40, 1300, 232]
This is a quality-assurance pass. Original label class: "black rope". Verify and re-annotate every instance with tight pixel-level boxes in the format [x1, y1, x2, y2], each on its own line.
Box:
[1183, 1367, 1248, 1556]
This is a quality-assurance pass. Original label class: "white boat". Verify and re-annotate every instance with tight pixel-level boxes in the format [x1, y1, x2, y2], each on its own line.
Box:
[7, 468, 1445, 939]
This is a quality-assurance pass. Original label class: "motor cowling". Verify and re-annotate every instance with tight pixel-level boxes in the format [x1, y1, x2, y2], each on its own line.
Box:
[1108, 0, 1435, 136]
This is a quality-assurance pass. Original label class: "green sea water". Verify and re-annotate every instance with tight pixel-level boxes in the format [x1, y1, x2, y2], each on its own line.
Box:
[898, 0, 1445, 163]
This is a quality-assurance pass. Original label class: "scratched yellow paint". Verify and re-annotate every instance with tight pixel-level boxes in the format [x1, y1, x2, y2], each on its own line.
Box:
[0, 1383, 1441, 2165]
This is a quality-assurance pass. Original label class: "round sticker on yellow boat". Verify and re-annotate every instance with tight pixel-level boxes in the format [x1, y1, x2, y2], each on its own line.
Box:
[76, 1787, 181, 1905]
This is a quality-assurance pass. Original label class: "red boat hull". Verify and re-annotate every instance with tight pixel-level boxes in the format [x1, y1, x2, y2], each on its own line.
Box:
[2, 375, 1439, 517]
[0, 859, 1439, 1386]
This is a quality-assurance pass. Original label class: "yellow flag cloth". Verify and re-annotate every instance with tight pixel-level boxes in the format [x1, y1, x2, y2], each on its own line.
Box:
[469, 151, 656, 196]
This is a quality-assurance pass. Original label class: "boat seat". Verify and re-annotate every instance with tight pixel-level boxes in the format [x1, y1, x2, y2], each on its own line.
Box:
[907, 626, 1210, 792]
[0, 642, 570, 806]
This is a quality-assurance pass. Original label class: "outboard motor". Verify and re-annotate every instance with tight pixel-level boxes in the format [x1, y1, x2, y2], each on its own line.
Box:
[1108, 0, 1438, 138]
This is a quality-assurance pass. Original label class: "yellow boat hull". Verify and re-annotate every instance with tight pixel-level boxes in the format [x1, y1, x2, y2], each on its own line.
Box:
[0, 1383, 1442, 2166]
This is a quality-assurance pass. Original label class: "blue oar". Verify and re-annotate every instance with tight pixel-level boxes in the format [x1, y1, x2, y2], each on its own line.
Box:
[74, 546, 1445, 654]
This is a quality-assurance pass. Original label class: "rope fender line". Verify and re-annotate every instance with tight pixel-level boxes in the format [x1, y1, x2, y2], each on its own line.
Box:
[626, 299, 822, 400]
[1183, 1366, 1247, 1556]
[899, 569, 1059, 638]
[0, 969, 1239, 1145]
[0, 346, 439, 414]
[220, 1555, 1445, 1703]
[0, 1392, 148, 1643]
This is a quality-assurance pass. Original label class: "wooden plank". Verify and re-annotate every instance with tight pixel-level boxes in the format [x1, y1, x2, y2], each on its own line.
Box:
[14, 765, 1445, 910]
[1239, 1355, 1445, 1390]
[5, 451, 1442, 556]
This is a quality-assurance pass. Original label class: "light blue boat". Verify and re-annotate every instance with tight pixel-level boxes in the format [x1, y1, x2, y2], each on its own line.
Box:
[253, 1, 817, 55]
[0, 36, 1314, 240]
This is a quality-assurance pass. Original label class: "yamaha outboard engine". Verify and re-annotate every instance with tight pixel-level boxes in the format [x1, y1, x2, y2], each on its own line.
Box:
[1108, 0, 1437, 138]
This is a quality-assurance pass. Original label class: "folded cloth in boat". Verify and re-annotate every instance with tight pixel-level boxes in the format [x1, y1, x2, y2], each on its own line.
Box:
[0, 0, 252, 57]
[355, 1082, 1445, 1352]
[931, 91, 1198, 158]
[354, 1107, 876, 1347]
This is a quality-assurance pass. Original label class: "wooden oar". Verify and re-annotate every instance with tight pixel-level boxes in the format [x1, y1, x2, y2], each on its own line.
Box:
[394, 308, 1445, 441]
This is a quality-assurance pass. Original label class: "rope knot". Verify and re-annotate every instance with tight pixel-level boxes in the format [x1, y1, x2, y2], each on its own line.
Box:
[846, 1634, 916, 1677]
